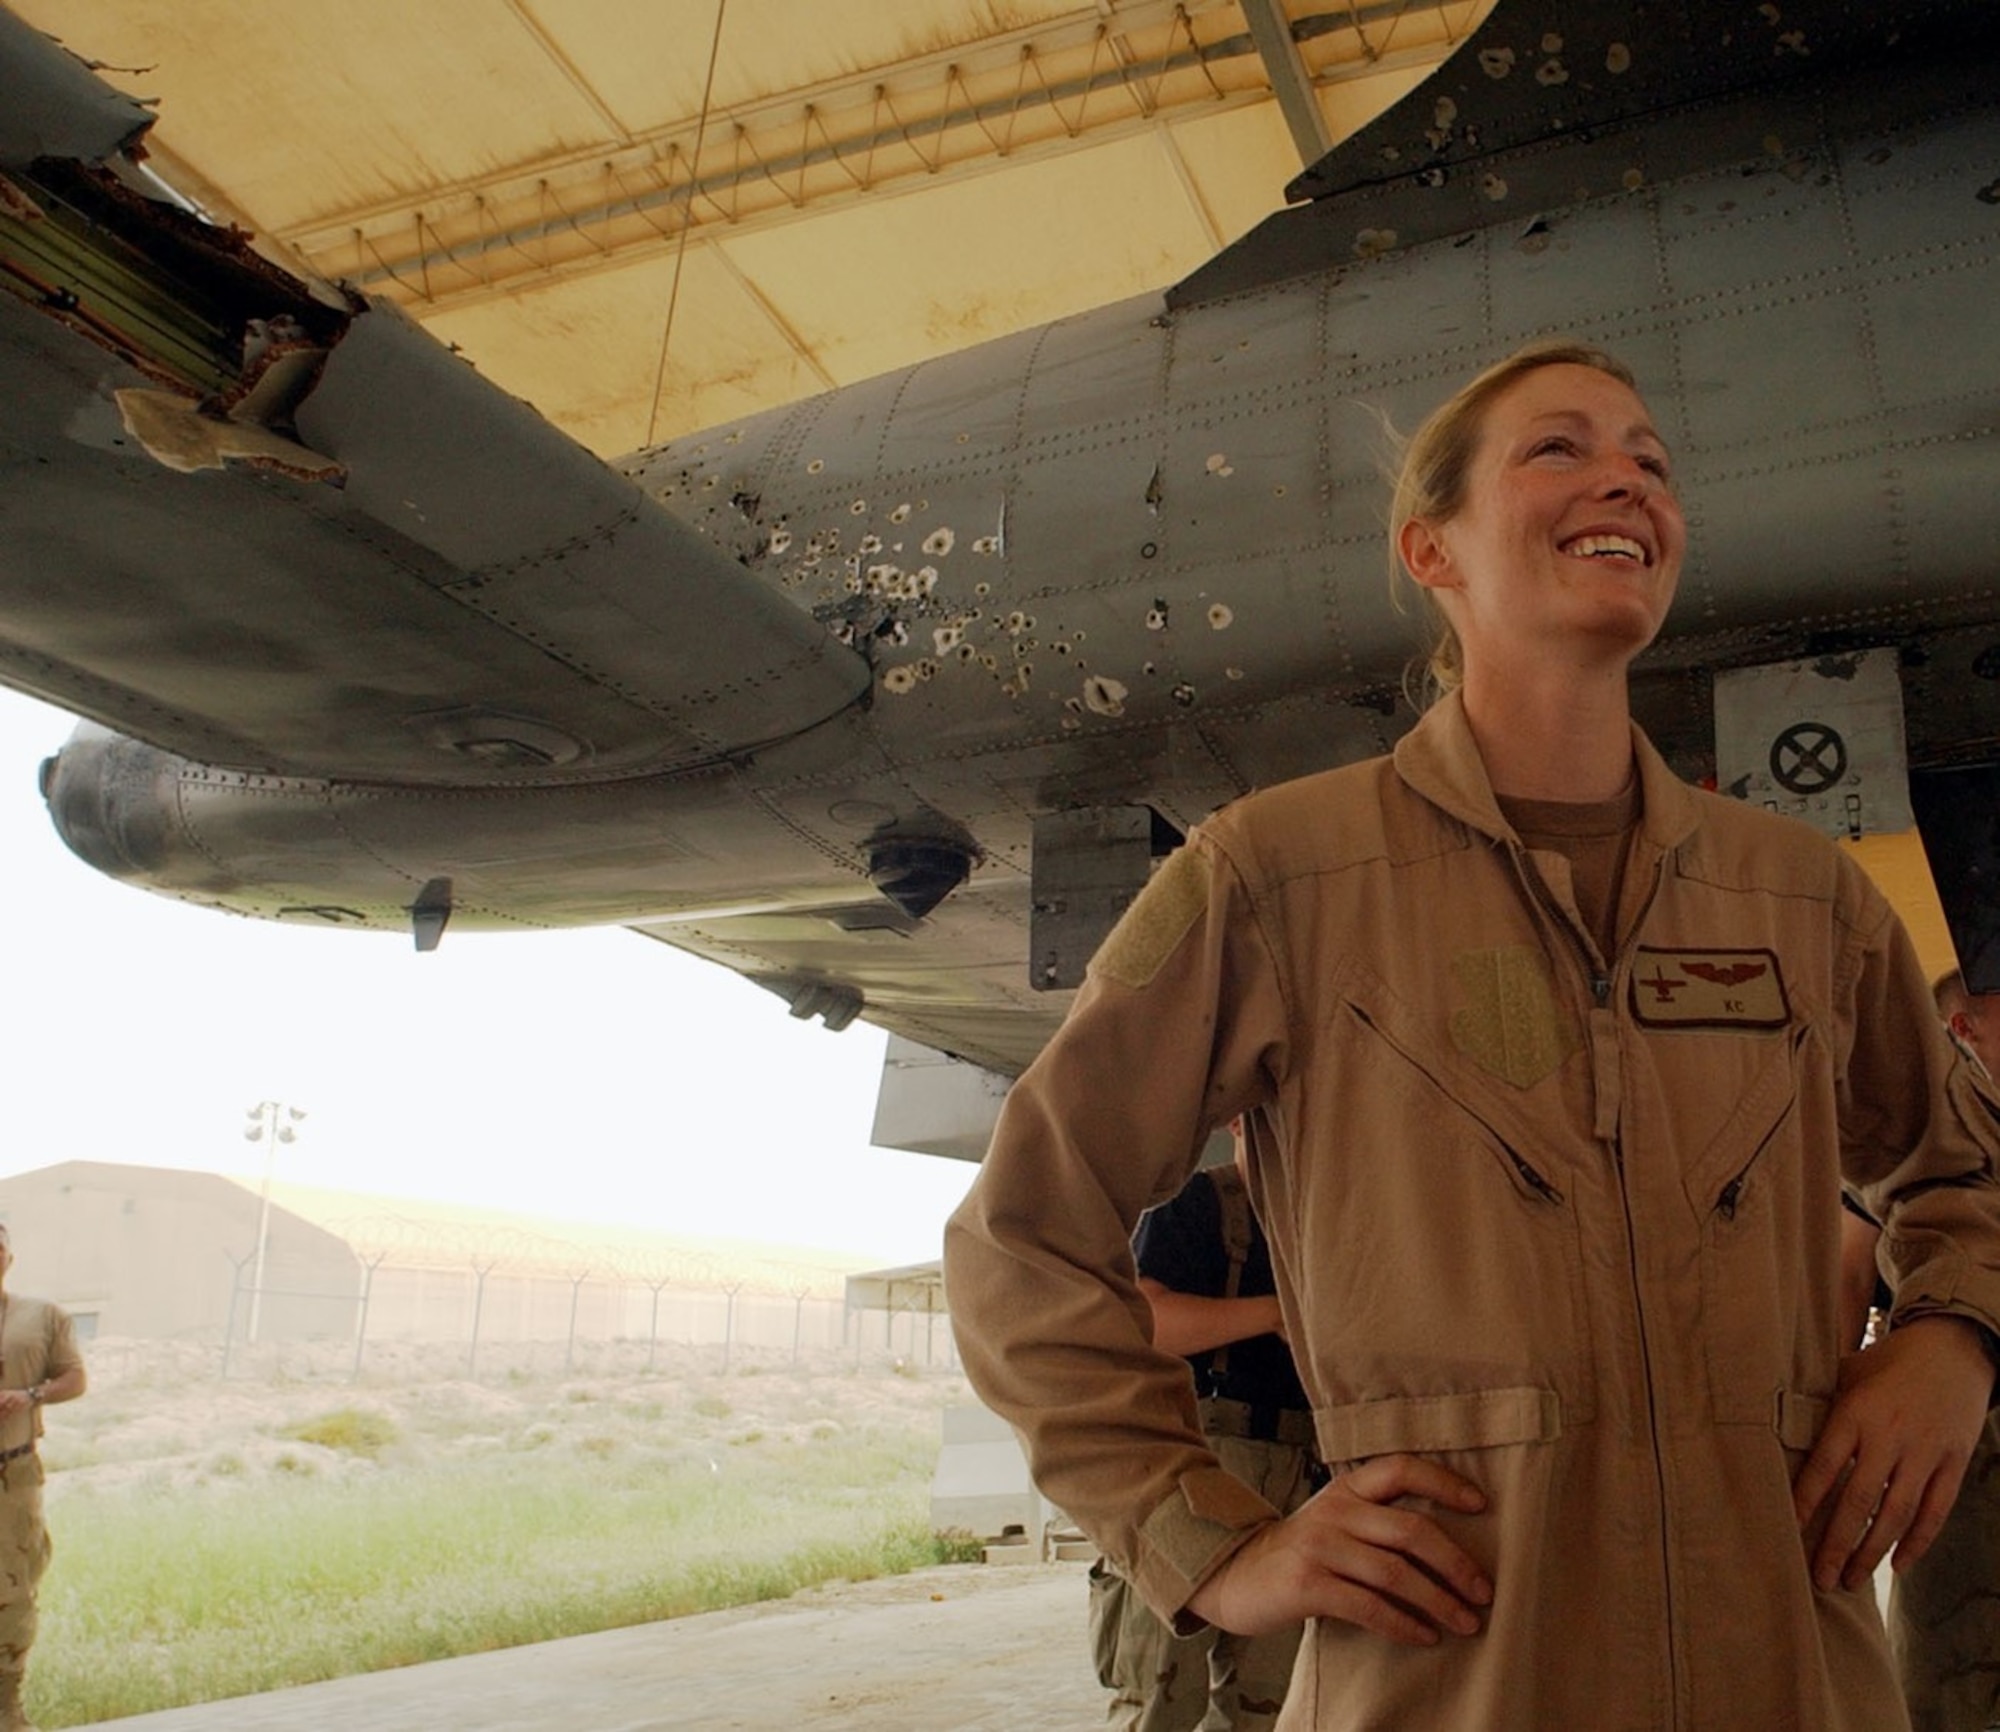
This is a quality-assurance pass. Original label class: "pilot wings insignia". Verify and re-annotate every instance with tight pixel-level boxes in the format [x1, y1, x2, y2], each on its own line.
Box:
[1682, 960, 1768, 987]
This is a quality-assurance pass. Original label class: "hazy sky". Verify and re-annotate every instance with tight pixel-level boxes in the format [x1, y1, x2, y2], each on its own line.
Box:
[0, 685, 976, 1264]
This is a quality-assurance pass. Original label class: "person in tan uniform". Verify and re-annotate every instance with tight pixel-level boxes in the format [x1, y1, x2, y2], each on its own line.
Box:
[1842, 970, 2000, 1732]
[0, 1223, 84, 1732]
[945, 342, 2000, 1730]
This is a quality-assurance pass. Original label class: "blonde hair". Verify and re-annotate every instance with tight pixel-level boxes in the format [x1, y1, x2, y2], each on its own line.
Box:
[1388, 340, 1639, 699]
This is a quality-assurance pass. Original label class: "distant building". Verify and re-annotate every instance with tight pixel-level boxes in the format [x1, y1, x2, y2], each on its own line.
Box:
[0, 1159, 357, 1343]
[0, 1161, 916, 1364]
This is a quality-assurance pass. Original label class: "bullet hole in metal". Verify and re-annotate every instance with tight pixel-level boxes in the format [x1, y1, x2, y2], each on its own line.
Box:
[915, 658, 939, 682]
[1064, 697, 1082, 713]
[1433, 96, 1458, 130]
[1061, 715, 1082, 732]
[1083, 675, 1129, 718]
[702, 475, 719, 490]
[1417, 166, 1449, 189]
[859, 534, 883, 554]
[1776, 28, 1806, 54]
[1145, 466, 1164, 509]
[957, 644, 977, 662]
[1143, 661, 1157, 676]
[1147, 601, 1170, 630]
[1482, 174, 1510, 202]
[769, 528, 793, 556]
[1479, 46, 1515, 78]
[1005, 612, 1032, 635]
[807, 458, 824, 473]
[1208, 604, 1234, 630]
[923, 528, 955, 556]
[1380, 145, 1401, 163]
[1171, 683, 1197, 707]
[1354, 228, 1398, 259]
[1205, 453, 1233, 476]
[1273, 485, 1287, 498]
[1622, 168, 1645, 192]
[935, 624, 965, 654]
[882, 666, 918, 695]
[850, 499, 868, 515]
[1226, 667, 1244, 681]
[1517, 217, 1552, 254]
[1541, 32, 1563, 53]
[975, 581, 991, 596]
[1536, 58, 1569, 86]
[889, 503, 912, 523]
[972, 535, 1000, 555]
[1002, 683, 1018, 698]
[1141, 541, 1158, 559]
[955, 432, 970, 443]
[1054, 642, 1071, 656]
[874, 617, 910, 646]
[1607, 41, 1632, 73]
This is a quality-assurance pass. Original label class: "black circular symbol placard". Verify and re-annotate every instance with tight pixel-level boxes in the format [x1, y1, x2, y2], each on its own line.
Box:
[1770, 722, 1848, 794]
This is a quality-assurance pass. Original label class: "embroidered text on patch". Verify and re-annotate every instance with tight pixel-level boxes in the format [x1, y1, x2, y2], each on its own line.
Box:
[1091, 845, 1209, 989]
[1629, 947, 1789, 1028]
[1449, 946, 1582, 1088]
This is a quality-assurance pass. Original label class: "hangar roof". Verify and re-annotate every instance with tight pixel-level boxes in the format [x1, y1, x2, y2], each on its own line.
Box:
[14, 1, 1493, 454]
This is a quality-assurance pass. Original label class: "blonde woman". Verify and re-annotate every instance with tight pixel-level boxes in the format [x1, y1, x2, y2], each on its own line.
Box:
[946, 343, 2000, 1729]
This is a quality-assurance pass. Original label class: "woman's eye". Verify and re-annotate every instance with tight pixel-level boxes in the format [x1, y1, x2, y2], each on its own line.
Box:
[1529, 436, 1577, 458]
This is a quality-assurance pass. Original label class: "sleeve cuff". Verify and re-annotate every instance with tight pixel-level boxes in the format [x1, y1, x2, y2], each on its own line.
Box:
[1130, 1461, 1281, 1628]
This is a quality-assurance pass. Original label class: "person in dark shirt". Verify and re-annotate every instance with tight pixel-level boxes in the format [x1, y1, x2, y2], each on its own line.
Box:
[1087, 1132, 1318, 1731]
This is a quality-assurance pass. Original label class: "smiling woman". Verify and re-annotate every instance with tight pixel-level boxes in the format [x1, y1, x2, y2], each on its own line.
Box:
[946, 341, 2000, 1730]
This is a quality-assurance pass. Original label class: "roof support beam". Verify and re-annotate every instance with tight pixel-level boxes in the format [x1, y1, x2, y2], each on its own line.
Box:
[1241, 0, 1336, 166]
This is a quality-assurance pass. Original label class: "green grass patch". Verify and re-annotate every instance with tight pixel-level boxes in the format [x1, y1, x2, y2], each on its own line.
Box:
[32, 1404, 956, 1726]
[278, 1408, 400, 1460]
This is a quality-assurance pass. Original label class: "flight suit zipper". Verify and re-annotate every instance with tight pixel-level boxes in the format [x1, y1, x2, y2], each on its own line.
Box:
[1509, 839, 1682, 1726]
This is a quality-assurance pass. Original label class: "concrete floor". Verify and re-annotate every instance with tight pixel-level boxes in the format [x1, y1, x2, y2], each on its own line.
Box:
[79, 1562, 1104, 1732]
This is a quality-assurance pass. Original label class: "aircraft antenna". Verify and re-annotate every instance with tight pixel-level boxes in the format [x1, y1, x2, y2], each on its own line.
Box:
[645, 0, 729, 448]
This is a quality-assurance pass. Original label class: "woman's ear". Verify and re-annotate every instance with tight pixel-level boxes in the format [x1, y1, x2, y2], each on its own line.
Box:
[1398, 516, 1456, 592]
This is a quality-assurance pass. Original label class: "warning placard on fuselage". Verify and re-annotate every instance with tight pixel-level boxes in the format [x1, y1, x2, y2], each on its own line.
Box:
[1713, 649, 1913, 838]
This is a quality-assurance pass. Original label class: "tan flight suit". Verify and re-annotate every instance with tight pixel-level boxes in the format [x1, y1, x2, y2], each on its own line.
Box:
[1890, 1410, 2000, 1732]
[0, 1296, 81, 1732]
[946, 691, 2000, 1731]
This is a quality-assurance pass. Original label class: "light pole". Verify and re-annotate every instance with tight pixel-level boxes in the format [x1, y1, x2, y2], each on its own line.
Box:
[243, 1100, 305, 1345]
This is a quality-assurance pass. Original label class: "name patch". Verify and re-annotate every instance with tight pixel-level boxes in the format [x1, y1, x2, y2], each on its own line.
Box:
[1629, 947, 1789, 1029]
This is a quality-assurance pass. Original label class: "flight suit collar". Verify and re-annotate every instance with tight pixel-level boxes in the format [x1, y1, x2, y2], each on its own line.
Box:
[1390, 687, 1703, 854]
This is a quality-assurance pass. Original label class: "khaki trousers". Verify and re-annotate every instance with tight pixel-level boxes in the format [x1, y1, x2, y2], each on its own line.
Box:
[1889, 1413, 2000, 1732]
[1089, 1433, 1314, 1732]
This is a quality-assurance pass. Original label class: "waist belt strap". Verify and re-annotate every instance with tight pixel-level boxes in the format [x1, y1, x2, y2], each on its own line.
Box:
[1199, 1396, 1316, 1450]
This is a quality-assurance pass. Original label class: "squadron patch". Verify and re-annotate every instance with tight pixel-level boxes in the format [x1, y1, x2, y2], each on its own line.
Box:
[1449, 946, 1583, 1089]
[1629, 947, 1789, 1029]
[1091, 844, 1209, 989]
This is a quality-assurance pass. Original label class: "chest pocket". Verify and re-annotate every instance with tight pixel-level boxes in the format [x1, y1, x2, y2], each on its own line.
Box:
[1298, 960, 1596, 1425]
[1678, 1022, 1827, 1425]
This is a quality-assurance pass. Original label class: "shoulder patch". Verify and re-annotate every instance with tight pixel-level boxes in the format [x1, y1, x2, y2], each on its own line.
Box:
[1629, 947, 1789, 1029]
[1092, 845, 1210, 990]
[1450, 946, 1582, 1088]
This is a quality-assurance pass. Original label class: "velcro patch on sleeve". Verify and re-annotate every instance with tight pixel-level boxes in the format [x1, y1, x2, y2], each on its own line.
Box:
[1091, 845, 1211, 990]
[1629, 947, 1789, 1029]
